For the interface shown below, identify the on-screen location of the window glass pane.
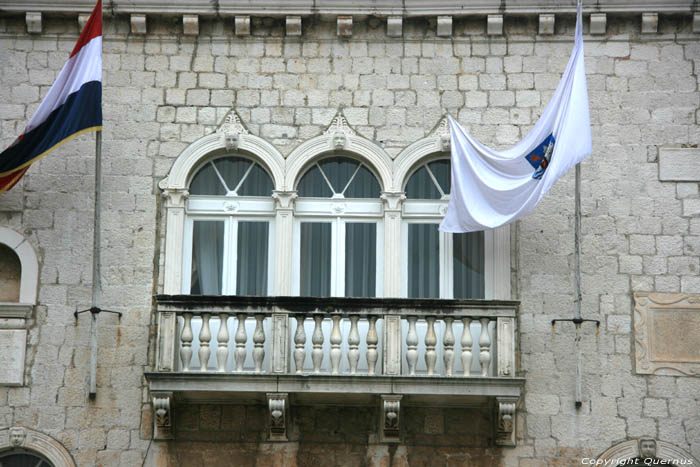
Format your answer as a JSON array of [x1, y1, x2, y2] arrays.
[[214, 157, 251, 192], [236, 221, 269, 296], [297, 165, 333, 197], [345, 223, 376, 297], [318, 157, 358, 194], [237, 164, 274, 196], [0, 453, 52, 467], [428, 159, 451, 194], [191, 221, 224, 295], [300, 223, 332, 296], [344, 165, 381, 198], [190, 163, 226, 195], [453, 231, 485, 299], [405, 166, 441, 199], [407, 224, 439, 298]]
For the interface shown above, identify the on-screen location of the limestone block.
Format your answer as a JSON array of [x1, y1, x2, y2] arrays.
[[130, 14, 147, 35], [487, 15, 503, 36], [78, 13, 90, 32], [659, 148, 700, 182], [387, 16, 402, 37], [437, 16, 452, 37], [286, 16, 302, 36], [590, 13, 606, 35], [26, 12, 41, 34], [337, 16, 352, 37], [235, 16, 250, 36], [642, 13, 658, 34], [183, 15, 199, 36], [539, 14, 555, 35]]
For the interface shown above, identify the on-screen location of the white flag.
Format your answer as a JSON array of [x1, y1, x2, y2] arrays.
[[440, 1, 591, 233]]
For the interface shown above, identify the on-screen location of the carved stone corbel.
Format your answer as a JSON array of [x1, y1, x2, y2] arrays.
[[495, 397, 518, 447], [380, 395, 402, 443], [152, 392, 174, 440], [267, 393, 288, 441]]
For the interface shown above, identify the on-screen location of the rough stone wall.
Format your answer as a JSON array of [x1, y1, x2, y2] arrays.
[[0, 11, 698, 467]]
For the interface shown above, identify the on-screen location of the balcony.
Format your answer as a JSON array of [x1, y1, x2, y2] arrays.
[[145, 295, 523, 445]]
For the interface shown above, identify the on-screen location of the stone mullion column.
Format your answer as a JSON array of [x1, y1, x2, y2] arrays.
[[161, 188, 189, 294], [273, 191, 298, 296], [381, 192, 405, 298]]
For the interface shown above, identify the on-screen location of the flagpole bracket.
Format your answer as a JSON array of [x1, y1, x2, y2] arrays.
[[74, 307, 122, 320]]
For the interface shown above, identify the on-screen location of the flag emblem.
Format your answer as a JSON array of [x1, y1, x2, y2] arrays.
[[525, 134, 555, 180]]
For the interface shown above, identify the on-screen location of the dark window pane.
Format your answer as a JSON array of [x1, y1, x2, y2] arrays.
[[297, 165, 333, 197], [345, 223, 376, 297], [0, 452, 52, 467], [236, 222, 269, 296], [428, 159, 451, 194], [405, 166, 441, 199], [300, 223, 332, 296], [344, 165, 381, 198], [318, 157, 358, 194], [190, 163, 226, 195], [237, 164, 274, 196], [407, 224, 440, 298], [453, 231, 485, 299], [191, 221, 224, 295], [213, 157, 250, 192]]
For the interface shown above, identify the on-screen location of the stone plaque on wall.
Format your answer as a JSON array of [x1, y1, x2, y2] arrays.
[[0, 329, 26, 385], [633, 293, 700, 375]]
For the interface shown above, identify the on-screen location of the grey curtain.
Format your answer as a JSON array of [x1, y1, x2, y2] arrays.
[[191, 221, 224, 294], [300, 222, 332, 296], [238, 164, 273, 196], [190, 163, 225, 195], [407, 223, 439, 298], [345, 223, 376, 297], [405, 166, 441, 199], [237, 221, 269, 295], [453, 231, 484, 299]]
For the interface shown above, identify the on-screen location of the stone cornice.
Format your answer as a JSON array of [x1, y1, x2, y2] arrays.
[[0, 0, 695, 15]]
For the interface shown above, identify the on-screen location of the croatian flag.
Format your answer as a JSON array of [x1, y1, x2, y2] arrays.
[[440, 0, 591, 232], [0, 0, 102, 193]]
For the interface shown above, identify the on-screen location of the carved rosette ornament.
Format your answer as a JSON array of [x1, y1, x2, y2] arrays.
[[152, 392, 173, 440], [217, 110, 250, 151], [267, 393, 288, 441], [495, 397, 518, 447], [380, 395, 402, 442]]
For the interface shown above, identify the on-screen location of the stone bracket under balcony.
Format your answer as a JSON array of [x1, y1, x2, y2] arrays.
[[148, 295, 524, 446]]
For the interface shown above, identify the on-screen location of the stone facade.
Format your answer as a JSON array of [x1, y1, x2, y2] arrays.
[[0, 6, 699, 467]]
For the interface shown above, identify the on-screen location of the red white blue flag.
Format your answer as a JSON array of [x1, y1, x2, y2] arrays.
[[0, 0, 102, 193]]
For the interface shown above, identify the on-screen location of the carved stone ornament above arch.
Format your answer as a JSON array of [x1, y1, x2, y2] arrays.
[[0, 426, 76, 467], [393, 115, 451, 192], [0, 227, 38, 305], [285, 110, 394, 192], [596, 438, 698, 465], [158, 109, 286, 194]]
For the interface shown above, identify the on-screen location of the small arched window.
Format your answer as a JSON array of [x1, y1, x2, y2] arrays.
[[403, 159, 484, 299], [293, 156, 384, 297], [183, 155, 275, 296], [0, 244, 21, 302]]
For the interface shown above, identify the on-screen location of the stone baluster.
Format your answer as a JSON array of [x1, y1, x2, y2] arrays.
[[234, 314, 247, 372], [216, 314, 230, 372], [312, 315, 324, 373], [253, 315, 266, 373], [199, 314, 212, 371], [347, 315, 360, 374], [479, 317, 491, 377], [424, 317, 437, 375], [366, 316, 378, 375], [406, 316, 418, 376], [293, 316, 306, 373], [461, 318, 473, 376], [330, 315, 342, 375], [443, 317, 455, 376], [180, 313, 194, 371]]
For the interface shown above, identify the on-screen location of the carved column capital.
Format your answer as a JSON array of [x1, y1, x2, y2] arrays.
[[495, 397, 518, 447], [152, 391, 174, 440], [267, 393, 288, 441], [273, 190, 298, 211], [380, 192, 406, 212], [160, 187, 189, 208], [380, 395, 402, 443]]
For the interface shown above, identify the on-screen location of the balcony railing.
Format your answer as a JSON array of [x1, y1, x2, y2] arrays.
[[146, 295, 524, 445]]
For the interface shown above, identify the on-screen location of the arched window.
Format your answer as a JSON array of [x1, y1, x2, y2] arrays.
[[402, 159, 485, 299], [0, 244, 21, 302], [182, 155, 275, 296], [0, 451, 53, 467], [292, 156, 384, 297]]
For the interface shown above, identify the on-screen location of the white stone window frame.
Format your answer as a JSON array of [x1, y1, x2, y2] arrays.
[[159, 130, 286, 295], [393, 133, 511, 300], [0, 227, 38, 387]]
